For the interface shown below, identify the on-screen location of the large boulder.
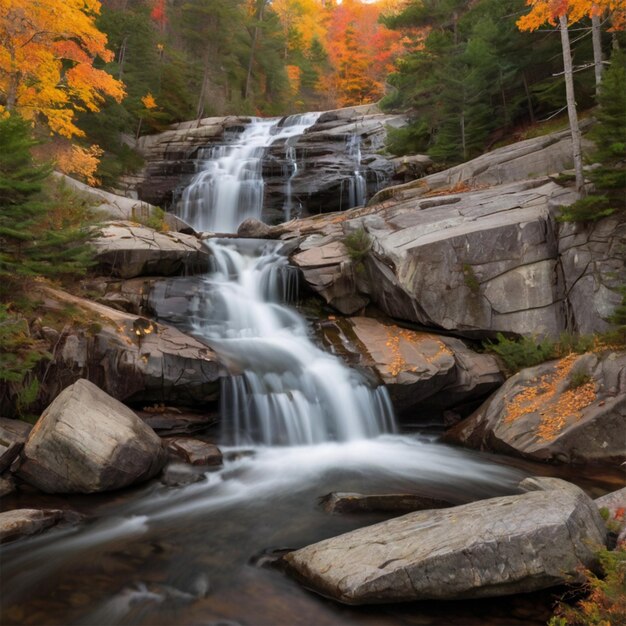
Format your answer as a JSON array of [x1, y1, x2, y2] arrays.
[[16, 379, 167, 493], [38, 287, 222, 409], [319, 316, 503, 419], [92, 221, 209, 278], [284, 477, 607, 604], [446, 351, 626, 464]]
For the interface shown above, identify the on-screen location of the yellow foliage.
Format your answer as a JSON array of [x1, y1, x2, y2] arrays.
[[141, 92, 158, 110], [0, 0, 125, 138], [50, 139, 103, 186], [517, 0, 626, 31]]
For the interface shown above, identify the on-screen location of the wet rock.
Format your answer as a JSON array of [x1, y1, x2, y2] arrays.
[[320, 492, 454, 514], [161, 462, 206, 487], [16, 379, 167, 493], [165, 438, 223, 466], [38, 286, 222, 409], [284, 477, 607, 604], [92, 221, 209, 279], [446, 351, 626, 464], [320, 317, 503, 419], [138, 409, 218, 436], [237, 218, 273, 239], [0, 508, 82, 544], [0, 418, 32, 473]]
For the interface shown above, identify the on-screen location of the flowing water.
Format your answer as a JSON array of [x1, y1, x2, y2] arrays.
[[1, 115, 613, 626], [178, 114, 320, 232]]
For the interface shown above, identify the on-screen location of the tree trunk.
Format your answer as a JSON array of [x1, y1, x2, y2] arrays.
[[591, 12, 603, 95], [244, 1, 267, 101], [196, 55, 210, 123], [522, 71, 535, 124], [559, 14, 585, 197]]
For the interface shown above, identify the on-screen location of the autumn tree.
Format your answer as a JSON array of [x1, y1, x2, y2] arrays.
[[0, 0, 124, 138], [517, 0, 626, 195]]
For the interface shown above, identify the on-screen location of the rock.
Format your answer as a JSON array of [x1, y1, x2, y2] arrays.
[[370, 124, 593, 205], [0, 508, 82, 544], [0, 418, 32, 473], [284, 477, 607, 604], [16, 379, 167, 493], [138, 409, 218, 435], [0, 474, 16, 497], [446, 351, 626, 464], [319, 317, 503, 419], [37, 286, 222, 409], [130, 106, 402, 218], [92, 221, 209, 279], [237, 218, 273, 239], [596, 487, 626, 536], [161, 462, 206, 487], [282, 124, 621, 339], [559, 215, 626, 334], [320, 492, 454, 514], [165, 438, 223, 466]]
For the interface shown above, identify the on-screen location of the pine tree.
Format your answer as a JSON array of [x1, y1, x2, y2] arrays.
[[0, 115, 93, 295], [559, 48, 626, 222]]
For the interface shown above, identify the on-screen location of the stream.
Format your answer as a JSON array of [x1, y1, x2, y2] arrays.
[[0, 115, 621, 626]]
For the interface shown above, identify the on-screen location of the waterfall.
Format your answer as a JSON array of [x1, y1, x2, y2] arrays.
[[190, 239, 396, 446], [178, 112, 396, 447], [178, 113, 320, 233], [346, 133, 367, 208]]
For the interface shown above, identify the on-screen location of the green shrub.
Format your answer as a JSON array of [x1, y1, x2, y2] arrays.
[[343, 228, 372, 262], [484, 332, 596, 374], [484, 333, 556, 373], [548, 547, 626, 626], [557, 195, 616, 223], [131, 206, 169, 232]]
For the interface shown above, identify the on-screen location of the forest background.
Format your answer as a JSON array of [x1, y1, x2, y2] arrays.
[[1, 0, 624, 188]]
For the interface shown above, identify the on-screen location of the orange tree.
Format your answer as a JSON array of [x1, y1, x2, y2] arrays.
[[0, 0, 124, 179]]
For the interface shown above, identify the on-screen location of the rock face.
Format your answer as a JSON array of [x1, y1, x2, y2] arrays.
[[446, 351, 626, 464], [0, 508, 81, 544], [165, 437, 223, 466], [320, 492, 453, 515], [92, 221, 210, 279], [284, 477, 607, 604], [319, 316, 503, 419], [272, 123, 624, 339], [39, 287, 222, 409], [130, 105, 404, 219], [16, 379, 166, 493], [0, 418, 32, 473]]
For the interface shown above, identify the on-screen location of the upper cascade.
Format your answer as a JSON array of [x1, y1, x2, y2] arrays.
[[177, 113, 321, 233]]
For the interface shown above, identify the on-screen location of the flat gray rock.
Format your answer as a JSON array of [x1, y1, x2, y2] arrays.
[[285, 477, 607, 604], [92, 221, 209, 278]]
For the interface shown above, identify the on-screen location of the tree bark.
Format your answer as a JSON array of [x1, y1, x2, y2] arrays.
[[591, 12, 603, 95], [559, 14, 585, 197], [244, 1, 267, 102]]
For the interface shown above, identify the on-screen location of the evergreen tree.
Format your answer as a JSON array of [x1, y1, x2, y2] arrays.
[[0, 115, 93, 295], [559, 48, 626, 222]]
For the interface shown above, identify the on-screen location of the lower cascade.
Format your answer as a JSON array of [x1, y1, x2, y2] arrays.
[[191, 239, 396, 446]]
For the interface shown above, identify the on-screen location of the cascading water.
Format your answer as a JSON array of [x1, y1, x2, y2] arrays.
[[190, 239, 395, 446], [345, 133, 367, 208], [177, 113, 320, 233], [177, 110, 396, 447]]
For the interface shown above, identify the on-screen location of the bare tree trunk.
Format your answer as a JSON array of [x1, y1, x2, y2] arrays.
[[522, 71, 535, 123], [244, 1, 267, 101], [591, 13, 603, 95], [196, 57, 210, 123], [559, 14, 585, 197]]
